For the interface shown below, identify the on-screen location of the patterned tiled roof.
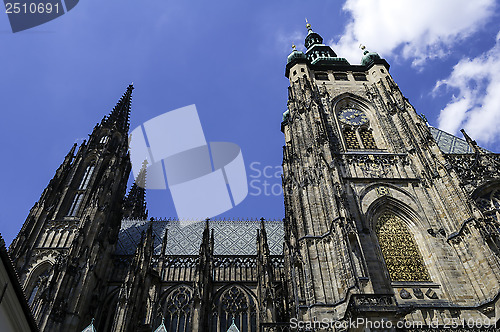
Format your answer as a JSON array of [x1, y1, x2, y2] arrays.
[[429, 126, 474, 154], [115, 219, 284, 256]]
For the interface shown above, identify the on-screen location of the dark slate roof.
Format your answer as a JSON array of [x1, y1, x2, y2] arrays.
[[429, 126, 474, 154], [115, 219, 284, 256]]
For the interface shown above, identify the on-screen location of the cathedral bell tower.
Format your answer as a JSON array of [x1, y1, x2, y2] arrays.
[[9, 85, 134, 332], [281, 23, 500, 327]]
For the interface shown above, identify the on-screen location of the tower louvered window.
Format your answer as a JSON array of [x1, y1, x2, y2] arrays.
[[339, 107, 379, 150], [344, 128, 360, 149], [360, 128, 377, 149], [376, 213, 431, 282]]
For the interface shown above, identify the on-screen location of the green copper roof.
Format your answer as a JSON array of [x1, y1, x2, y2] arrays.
[[282, 109, 290, 122], [361, 50, 381, 66], [287, 50, 306, 64], [311, 56, 350, 65]]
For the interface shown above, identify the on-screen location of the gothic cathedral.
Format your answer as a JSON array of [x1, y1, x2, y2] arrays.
[[8, 23, 500, 331]]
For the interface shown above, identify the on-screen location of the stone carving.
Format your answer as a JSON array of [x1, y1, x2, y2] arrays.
[[399, 288, 411, 299], [446, 153, 500, 193], [343, 154, 407, 178], [425, 288, 438, 299], [413, 288, 424, 299]]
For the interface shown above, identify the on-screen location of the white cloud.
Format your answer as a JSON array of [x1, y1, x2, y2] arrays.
[[275, 30, 306, 53], [331, 0, 496, 65], [436, 32, 500, 145]]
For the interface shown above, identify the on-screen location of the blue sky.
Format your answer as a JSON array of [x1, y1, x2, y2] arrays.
[[1, 0, 500, 245]]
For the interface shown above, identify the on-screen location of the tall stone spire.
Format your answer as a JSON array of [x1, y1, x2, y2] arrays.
[[123, 160, 148, 220], [10, 84, 135, 332], [101, 84, 134, 133]]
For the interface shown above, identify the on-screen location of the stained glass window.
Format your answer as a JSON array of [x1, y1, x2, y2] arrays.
[[376, 213, 431, 282]]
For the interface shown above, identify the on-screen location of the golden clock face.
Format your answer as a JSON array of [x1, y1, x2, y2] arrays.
[[338, 108, 368, 126]]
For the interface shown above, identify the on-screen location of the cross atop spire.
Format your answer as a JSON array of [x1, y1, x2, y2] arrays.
[[102, 84, 134, 134], [305, 18, 312, 31]]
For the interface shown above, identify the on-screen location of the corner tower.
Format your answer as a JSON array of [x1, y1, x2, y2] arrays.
[[282, 23, 500, 327], [9, 85, 134, 332]]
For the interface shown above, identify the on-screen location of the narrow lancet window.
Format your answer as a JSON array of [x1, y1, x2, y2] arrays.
[[79, 165, 95, 190], [68, 193, 84, 217]]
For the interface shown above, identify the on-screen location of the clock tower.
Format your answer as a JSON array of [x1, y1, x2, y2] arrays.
[[281, 22, 500, 328]]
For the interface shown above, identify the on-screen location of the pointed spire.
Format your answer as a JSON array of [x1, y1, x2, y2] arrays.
[[226, 317, 240, 332], [102, 84, 134, 133], [56, 143, 77, 175], [303, 19, 324, 49], [123, 160, 148, 220], [154, 318, 168, 332], [460, 129, 481, 154], [81, 318, 96, 332]]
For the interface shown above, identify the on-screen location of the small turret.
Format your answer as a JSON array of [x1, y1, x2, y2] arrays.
[[304, 19, 324, 49], [360, 45, 381, 66]]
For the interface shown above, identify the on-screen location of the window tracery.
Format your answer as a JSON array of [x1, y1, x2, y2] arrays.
[[476, 188, 500, 221], [212, 286, 256, 332], [27, 267, 51, 318], [376, 213, 430, 282], [161, 286, 192, 332]]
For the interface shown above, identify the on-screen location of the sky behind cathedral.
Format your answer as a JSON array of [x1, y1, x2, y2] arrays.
[[1, 0, 499, 245]]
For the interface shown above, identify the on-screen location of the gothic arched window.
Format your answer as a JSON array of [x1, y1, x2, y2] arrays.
[[376, 213, 431, 282], [211, 286, 257, 332], [338, 106, 379, 150], [27, 266, 51, 318], [100, 135, 109, 144], [476, 188, 500, 221], [161, 286, 192, 332]]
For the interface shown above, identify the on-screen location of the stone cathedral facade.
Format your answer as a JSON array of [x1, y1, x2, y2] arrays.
[[8, 23, 500, 331]]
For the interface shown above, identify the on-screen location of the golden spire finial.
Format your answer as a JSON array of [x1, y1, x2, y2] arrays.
[[359, 44, 366, 51], [305, 18, 311, 30], [292, 44, 297, 50]]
